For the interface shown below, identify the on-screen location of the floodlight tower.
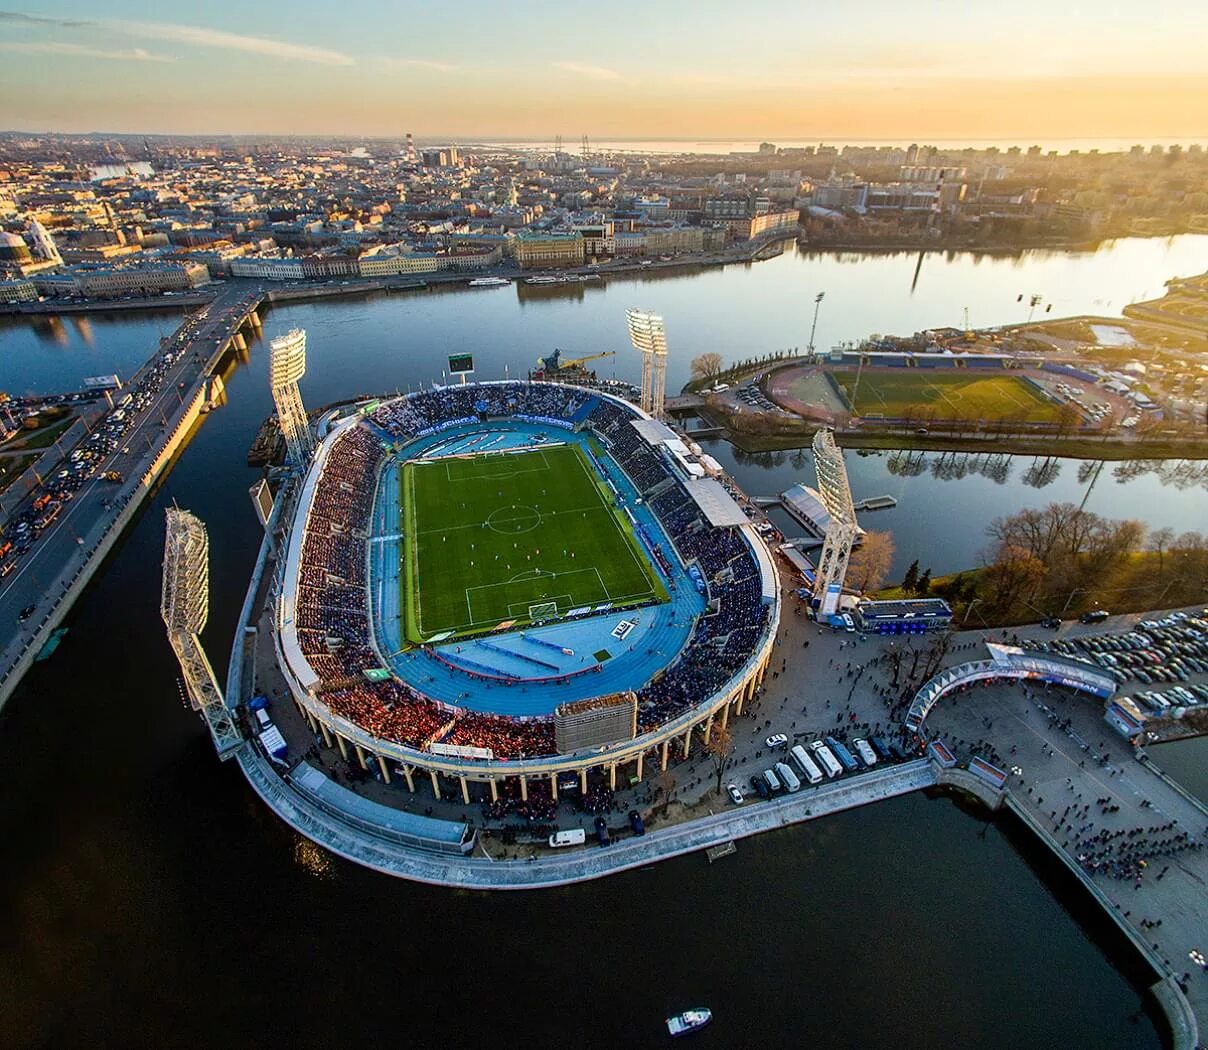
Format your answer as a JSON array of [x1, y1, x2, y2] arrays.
[[626, 308, 669, 418], [161, 507, 242, 759], [269, 328, 315, 466], [810, 428, 858, 616]]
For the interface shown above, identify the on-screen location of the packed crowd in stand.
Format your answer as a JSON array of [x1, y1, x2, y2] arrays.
[[286, 383, 774, 760]]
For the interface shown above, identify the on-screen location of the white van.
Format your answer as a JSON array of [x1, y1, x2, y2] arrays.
[[790, 744, 823, 784], [548, 828, 587, 848], [853, 739, 878, 767], [762, 768, 783, 795], [809, 741, 844, 778], [775, 761, 802, 793]]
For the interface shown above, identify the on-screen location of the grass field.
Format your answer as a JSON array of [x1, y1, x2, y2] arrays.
[[829, 369, 1061, 422], [401, 443, 667, 641]]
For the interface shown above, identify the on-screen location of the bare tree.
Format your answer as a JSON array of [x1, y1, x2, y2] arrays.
[[691, 352, 724, 381], [846, 530, 895, 593], [704, 724, 735, 797], [1148, 526, 1174, 574]]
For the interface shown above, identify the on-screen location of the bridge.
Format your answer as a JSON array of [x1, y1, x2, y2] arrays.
[[0, 283, 268, 710]]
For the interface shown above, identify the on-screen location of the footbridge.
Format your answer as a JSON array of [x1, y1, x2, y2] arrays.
[[905, 642, 1116, 733]]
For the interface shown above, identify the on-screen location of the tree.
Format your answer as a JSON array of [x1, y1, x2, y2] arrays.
[[1148, 526, 1175, 574], [691, 352, 724, 381], [915, 567, 932, 595], [901, 559, 920, 593], [847, 530, 895, 594], [982, 541, 1046, 613], [705, 724, 735, 798]]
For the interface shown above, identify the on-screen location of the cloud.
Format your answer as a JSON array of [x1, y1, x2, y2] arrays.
[[0, 10, 93, 27], [377, 57, 458, 73], [107, 18, 354, 66], [0, 10, 354, 66], [0, 40, 172, 62], [552, 60, 623, 82]]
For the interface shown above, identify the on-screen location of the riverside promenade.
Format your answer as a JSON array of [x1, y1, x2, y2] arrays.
[[237, 748, 937, 889], [924, 671, 1207, 1050]]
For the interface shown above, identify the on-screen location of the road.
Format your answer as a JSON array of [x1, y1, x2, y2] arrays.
[[0, 282, 263, 700]]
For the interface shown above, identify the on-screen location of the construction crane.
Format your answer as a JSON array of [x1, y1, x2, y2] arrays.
[[532, 348, 615, 377]]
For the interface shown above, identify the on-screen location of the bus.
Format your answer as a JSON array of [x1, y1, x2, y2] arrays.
[[809, 741, 843, 778], [790, 744, 824, 784], [826, 736, 860, 772]]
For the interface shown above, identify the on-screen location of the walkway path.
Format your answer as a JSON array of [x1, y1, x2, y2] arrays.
[[238, 751, 935, 889]]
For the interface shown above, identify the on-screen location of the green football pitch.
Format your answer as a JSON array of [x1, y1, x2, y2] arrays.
[[830, 369, 1061, 422], [401, 444, 667, 642]]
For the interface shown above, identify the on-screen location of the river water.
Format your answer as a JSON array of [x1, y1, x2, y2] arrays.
[[4, 236, 1207, 1048]]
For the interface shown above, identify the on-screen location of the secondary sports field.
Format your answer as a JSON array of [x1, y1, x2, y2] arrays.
[[829, 368, 1061, 422], [401, 443, 667, 641]]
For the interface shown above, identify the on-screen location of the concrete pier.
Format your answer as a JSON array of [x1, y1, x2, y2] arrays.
[[924, 669, 1207, 1050]]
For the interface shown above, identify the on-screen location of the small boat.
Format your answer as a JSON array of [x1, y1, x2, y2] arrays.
[[666, 1008, 711, 1037]]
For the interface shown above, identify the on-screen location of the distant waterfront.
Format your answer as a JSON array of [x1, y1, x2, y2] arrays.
[[2, 235, 1204, 1048], [482, 136, 1208, 155]]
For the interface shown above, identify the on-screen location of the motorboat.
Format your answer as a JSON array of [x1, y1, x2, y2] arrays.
[[666, 1008, 711, 1037]]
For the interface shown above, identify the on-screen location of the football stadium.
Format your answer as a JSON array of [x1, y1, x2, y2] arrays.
[[275, 381, 779, 805]]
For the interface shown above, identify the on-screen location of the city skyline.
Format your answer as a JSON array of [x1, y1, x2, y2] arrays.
[[1, 1, 1207, 139]]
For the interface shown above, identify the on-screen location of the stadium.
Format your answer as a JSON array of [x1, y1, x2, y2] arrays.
[[274, 381, 779, 807]]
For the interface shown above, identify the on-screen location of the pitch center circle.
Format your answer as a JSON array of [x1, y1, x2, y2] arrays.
[[486, 504, 541, 534]]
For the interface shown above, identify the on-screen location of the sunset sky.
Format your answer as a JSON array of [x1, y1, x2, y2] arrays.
[[1, 1, 1206, 140]]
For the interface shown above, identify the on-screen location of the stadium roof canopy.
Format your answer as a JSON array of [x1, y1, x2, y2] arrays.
[[294, 762, 470, 846], [630, 418, 678, 445], [685, 477, 749, 528]]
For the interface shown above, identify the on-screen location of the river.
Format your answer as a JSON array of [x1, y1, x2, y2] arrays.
[[3, 237, 1206, 1048]]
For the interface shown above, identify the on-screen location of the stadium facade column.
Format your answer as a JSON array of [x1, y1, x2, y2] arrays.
[[519, 775, 528, 802], [459, 776, 471, 805], [609, 763, 617, 790], [376, 755, 391, 784], [636, 751, 644, 780], [402, 765, 415, 792], [579, 768, 588, 793], [720, 702, 730, 731], [320, 721, 333, 748], [660, 741, 669, 771], [549, 772, 558, 800], [704, 711, 714, 741], [682, 727, 692, 759], [335, 733, 349, 762], [354, 743, 369, 770], [489, 779, 499, 803], [429, 770, 442, 800]]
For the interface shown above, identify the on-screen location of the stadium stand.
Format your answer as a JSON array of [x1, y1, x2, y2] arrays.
[[284, 382, 773, 760]]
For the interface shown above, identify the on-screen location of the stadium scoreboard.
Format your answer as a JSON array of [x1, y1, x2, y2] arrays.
[[448, 353, 475, 375], [554, 693, 638, 754]]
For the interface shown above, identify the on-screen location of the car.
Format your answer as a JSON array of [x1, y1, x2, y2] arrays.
[[765, 734, 789, 749], [18, 604, 36, 622], [726, 783, 744, 805], [1040, 617, 1062, 629], [593, 815, 610, 846], [749, 775, 770, 800], [1080, 610, 1110, 624]]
